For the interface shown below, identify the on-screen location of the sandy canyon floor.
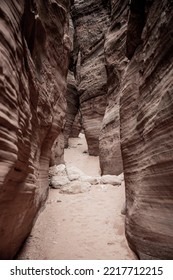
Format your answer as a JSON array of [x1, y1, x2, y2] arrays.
[[16, 134, 135, 260]]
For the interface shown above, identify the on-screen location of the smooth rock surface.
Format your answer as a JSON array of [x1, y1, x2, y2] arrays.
[[49, 162, 123, 188], [49, 164, 66, 177], [50, 132, 65, 166], [51, 176, 70, 189], [66, 164, 85, 181], [60, 181, 91, 194], [80, 175, 101, 185], [100, 175, 122, 186]]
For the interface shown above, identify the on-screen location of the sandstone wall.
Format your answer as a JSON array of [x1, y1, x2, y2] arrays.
[[64, 71, 79, 147], [120, 0, 173, 259], [0, 0, 70, 259], [70, 111, 82, 138], [99, 0, 128, 175], [63, 16, 80, 147], [50, 132, 65, 166], [71, 0, 110, 155]]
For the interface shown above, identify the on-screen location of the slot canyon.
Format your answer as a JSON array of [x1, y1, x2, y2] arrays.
[[0, 0, 173, 260]]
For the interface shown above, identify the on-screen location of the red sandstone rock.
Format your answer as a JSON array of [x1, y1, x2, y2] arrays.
[[50, 132, 65, 166], [70, 111, 82, 138], [99, 0, 129, 175], [71, 0, 110, 155], [63, 17, 80, 147], [120, 0, 173, 259], [0, 0, 70, 259], [64, 71, 79, 147]]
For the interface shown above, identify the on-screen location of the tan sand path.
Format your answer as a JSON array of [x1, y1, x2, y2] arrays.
[[16, 134, 135, 260]]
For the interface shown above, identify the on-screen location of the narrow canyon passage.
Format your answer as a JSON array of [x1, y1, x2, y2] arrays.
[[16, 135, 134, 260], [1, 0, 173, 261]]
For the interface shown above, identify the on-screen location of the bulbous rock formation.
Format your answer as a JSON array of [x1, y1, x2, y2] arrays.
[[0, 0, 70, 259], [99, 0, 128, 175], [50, 132, 65, 166], [120, 0, 173, 259]]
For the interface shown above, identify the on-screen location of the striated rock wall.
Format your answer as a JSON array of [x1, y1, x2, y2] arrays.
[[64, 71, 79, 147], [0, 0, 70, 259], [63, 16, 80, 147], [71, 0, 110, 155], [99, 0, 128, 175], [120, 0, 173, 259], [70, 111, 82, 138]]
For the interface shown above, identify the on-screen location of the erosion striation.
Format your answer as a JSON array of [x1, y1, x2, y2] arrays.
[[0, 0, 70, 259], [63, 16, 80, 147], [64, 71, 79, 147], [120, 0, 173, 259], [99, 0, 128, 175], [71, 0, 110, 155]]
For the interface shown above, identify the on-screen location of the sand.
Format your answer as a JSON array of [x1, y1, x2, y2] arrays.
[[16, 134, 135, 260]]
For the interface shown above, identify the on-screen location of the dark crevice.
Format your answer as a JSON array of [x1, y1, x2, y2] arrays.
[[126, 0, 147, 59], [21, 0, 37, 56], [21, 0, 46, 73]]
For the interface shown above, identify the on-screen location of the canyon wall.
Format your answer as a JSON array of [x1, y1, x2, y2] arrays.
[[120, 0, 173, 259], [0, 0, 70, 259], [1, 0, 173, 261], [64, 71, 79, 147], [99, 0, 128, 175], [70, 111, 82, 137], [71, 0, 110, 155], [63, 16, 80, 147]]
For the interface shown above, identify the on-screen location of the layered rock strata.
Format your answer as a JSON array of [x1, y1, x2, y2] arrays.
[[99, 0, 129, 175], [70, 111, 82, 138], [71, 0, 110, 155], [120, 0, 173, 259], [0, 0, 70, 259], [64, 71, 79, 147], [63, 16, 80, 147]]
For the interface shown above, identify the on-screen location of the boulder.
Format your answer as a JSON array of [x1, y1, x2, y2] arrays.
[[49, 164, 66, 177], [80, 175, 101, 185], [100, 175, 122, 186], [51, 176, 70, 189], [66, 164, 85, 181], [60, 181, 91, 194], [50, 132, 65, 166]]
